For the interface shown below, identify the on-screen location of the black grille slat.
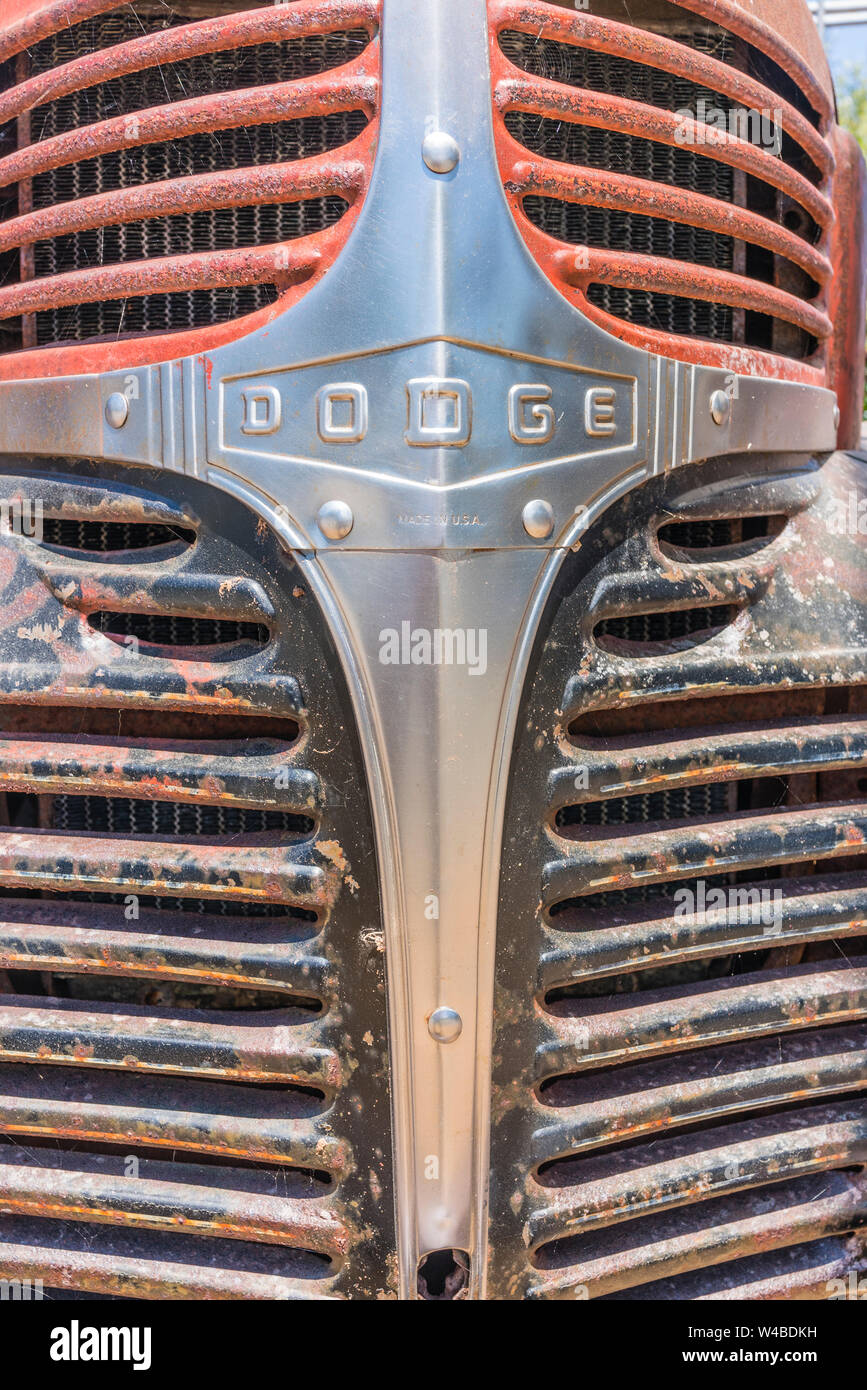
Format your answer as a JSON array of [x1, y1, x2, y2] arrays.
[[0, 459, 396, 1297], [488, 456, 867, 1299]]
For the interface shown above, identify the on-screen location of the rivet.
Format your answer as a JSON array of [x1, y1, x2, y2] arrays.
[[316, 500, 354, 541], [105, 392, 129, 429], [709, 389, 731, 427], [522, 498, 555, 540], [428, 1007, 463, 1044], [834, 403, 841, 430], [423, 131, 460, 175]]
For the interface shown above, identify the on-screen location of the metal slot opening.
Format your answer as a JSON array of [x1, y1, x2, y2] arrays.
[[656, 514, 787, 558], [87, 611, 270, 655], [0, 706, 301, 743], [51, 792, 315, 839], [2, 970, 323, 1017], [593, 603, 740, 656], [417, 1249, 470, 1300], [568, 684, 856, 741], [38, 517, 196, 555]]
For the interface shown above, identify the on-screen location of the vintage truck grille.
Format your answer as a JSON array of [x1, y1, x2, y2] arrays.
[[487, 450, 867, 1299], [488, 0, 835, 373], [0, 462, 395, 1299], [0, 0, 381, 350]]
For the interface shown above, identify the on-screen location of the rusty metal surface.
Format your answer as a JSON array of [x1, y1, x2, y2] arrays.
[[0, 73, 378, 195], [0, 0, 382, 380], [0, 0, 125, 64], [507, 156, 831, 283], [540, 874, 867, 986], [0, 458, 396, 1299], [553, 245, 832, 340], [0, 0, 381, 126], [487, 449, 867, 1299], [0, 240, 325, 323], [491, 2, 832, 172], [494, 73, 834, 227], [668, 0, 834, 121], [0, 1146, 350, 1253], [531, 1171, 867, 1300], [829, 128, 867, 449], [488, 0, 849, 387]]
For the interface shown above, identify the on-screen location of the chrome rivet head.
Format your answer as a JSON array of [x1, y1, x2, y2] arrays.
[[522, 499, 555, 540], [423, 131, 460, 175], [428, 1007, 463, 1044], [104, 392, 129, 429], [316, 500, 354, 542], [834, 403, 841, 430], [709, 389, 731, 427]]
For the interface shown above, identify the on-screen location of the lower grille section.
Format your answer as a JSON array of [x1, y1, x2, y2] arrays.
[[0, 461, 395, 1299], [487, 450, 867, 1299]]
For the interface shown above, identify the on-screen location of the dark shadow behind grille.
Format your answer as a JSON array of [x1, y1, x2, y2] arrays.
[[595, 603, 739, 649], [88, 610, 269, 649], [53, 795, 314, 840], [39, 517, 195, 552], [499, 27, 736, 110], [28, 23, 371, 119]]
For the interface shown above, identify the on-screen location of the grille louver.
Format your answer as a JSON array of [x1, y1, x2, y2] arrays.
[[0, 0, 381, 352], [488, 450, 867, 1300], [0, 463, 395, 1299], [488, 0, 835, 379]]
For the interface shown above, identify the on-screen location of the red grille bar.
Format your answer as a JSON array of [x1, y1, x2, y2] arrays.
[[0, 0, 383, 379], [495, 75, 833, 230], [488, 0, 837, 385], [668, 0, 834, 127], [0, 0, 381, 126], [0, 241, 321, 324], [510, 156, 831, 286], [554, 247, 831, 343]]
